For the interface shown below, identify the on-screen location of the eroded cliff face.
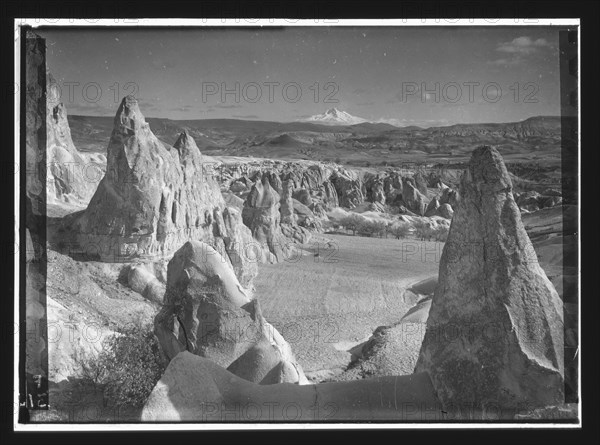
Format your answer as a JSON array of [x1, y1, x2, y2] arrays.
[[415, 146, 564, 410], [64, 96, 260, 286]]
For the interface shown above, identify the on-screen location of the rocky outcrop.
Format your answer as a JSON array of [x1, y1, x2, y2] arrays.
[[370, 180, 386, 205], [415, 146, 564, 410], [279, 180, 311, 243], [436, 182, 459, 207], [413, 172, 429, 196], [141, 351, 440, 421], [437, 203, 454, 219], [340, 296, 432, 381], [46, 76, 98, 206], [154, 241, 307, 385], [279, 180, 296, 225], [383, 173, 403, 203], [332, 169, 365, 209], [242, 175, 292, 261], [62, 97, 259, 286], [424, 197, 440, 217], [515, 190, 562, 212], [401, 178, 429, 216], [293, 188, 312, 206], [515, 190, 543, 212]]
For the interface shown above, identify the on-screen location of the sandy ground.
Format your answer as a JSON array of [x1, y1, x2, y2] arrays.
[[255, 233, 441, 379]]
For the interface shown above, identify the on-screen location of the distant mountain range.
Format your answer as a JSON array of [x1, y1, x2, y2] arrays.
[[68, 112, 566, 165]]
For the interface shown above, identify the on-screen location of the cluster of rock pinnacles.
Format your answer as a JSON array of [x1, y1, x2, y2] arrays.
[[53, 94, 564, 419]]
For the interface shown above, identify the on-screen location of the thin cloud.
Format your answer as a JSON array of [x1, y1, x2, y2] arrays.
[[496, 36, 550, 55], [489, 36, 552, 67]]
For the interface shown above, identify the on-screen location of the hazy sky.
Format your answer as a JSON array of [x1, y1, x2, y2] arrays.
[[39, 26, 563, 127]]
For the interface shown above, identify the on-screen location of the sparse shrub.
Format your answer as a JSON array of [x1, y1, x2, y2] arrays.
[[413, 220, 434, 241], [357, 220, 387, 238], [321, 219, 337, 233], [73, 347, 111, 397], [414, 226, 431, 241], [73, 319, 165, 408], [413, 220, 449, 242], [339, 213, 366, 235], [389, 222, 411, 239]]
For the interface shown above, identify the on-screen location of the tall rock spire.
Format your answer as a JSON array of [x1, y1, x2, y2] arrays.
[[46, 73, 97, 205], [173, 130, 200, 159], [415, 146, 564, 411], [64, 96, 262, 287]]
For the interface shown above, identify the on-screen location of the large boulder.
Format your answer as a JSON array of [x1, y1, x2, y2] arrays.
[[154, 241, 307, 385], [126, 264, 165, 303], [242, 175, 293, 261], [415, 146, 564, 410], [62, 98, 259, 286]]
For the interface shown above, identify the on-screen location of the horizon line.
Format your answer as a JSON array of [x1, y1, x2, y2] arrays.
[[67, 113, 564, 130]]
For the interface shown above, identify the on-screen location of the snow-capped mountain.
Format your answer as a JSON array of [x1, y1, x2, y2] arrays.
[[304, 108, 368, 126]]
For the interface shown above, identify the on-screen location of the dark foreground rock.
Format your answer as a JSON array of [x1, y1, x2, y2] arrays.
[[415, 146, 564, 410]]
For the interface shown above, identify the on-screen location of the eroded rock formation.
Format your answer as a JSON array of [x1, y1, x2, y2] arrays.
[[242, 175, 293, 261], [154, 241, 307, 385], [402, 177, 429, 216], [415, 146, 564, 410], [46, 76, 99, 206], [141, 351, 439, 421], [63, 97, 260, 286], [331, 169, 365, 209]]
